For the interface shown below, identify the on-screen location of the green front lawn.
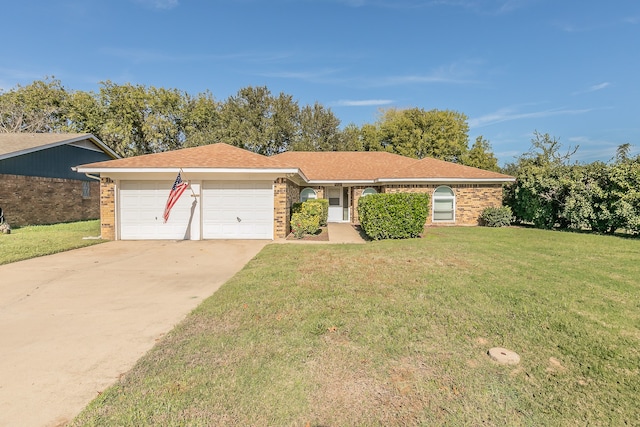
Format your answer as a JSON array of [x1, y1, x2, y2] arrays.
[[0, 220, 103, 265], [72, 227, 639, 426]]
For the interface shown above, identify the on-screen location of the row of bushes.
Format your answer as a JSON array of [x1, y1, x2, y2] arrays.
[[291, 192, 512, 241], [290, 199, 328, 238], [505, 160, 640, 234]]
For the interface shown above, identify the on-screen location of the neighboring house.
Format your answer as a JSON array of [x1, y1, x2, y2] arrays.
[[76, 143, 514, 241], [0, 133, 119, 226]]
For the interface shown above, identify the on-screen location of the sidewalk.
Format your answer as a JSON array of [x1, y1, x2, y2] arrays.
[[275, 222, 367, 244], [326, 222, 367, 243]]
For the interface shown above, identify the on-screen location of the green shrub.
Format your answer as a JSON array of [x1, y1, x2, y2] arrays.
[[358, 193, 430, 240], [480, 206, 513, 227], [290, 212, 320, 239], [291, 198, 328, 229], [291, 202, 303, 215], [311, 199, 329, 226]]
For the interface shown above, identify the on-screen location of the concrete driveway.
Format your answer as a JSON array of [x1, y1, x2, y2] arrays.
[[0, 240, 267, 427]]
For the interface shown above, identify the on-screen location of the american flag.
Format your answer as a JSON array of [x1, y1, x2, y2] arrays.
[[163, 172, 189, 223]]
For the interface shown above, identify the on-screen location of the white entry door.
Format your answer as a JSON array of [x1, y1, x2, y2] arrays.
[[327, 186, 343, 222]]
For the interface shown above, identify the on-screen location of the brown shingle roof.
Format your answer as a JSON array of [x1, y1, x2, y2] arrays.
[[79, 143, 287, 169], [77, 143, 514, 182], [273, 150, 513, 181], [272, 151, 418, 181], [388, 156, 513, 180]]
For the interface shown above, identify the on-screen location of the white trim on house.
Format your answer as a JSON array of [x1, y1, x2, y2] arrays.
[[76, 166, 302, 175], [305, 177, 515, 185], [378, 177, 515, 184]]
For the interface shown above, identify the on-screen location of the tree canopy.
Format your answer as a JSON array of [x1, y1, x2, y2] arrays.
[[1, 78, 499, 168]]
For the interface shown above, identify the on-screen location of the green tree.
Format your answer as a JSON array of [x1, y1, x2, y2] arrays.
[[0, 78, 68, 133], [461, 135, 500, 171], [292, 102, 341, 151], [337, 123, 365, 151], [372, 107, 469, 161], [181, 91, 220, 147], [96, 81, 188, 157], [214, 86, 298, 155]]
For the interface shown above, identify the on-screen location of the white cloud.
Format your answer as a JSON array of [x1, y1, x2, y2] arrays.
[[333, 99, 395, 107], [134, 0, 179, 10], [572, 82, 611, 95], [469, 106, 596, 128]]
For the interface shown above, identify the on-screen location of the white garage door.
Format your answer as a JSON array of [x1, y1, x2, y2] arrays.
[[202, 181, 273, 239], [119, 181, 195, 240]]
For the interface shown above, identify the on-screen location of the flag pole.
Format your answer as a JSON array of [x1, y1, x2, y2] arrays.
[[179, 168, 197, 198]]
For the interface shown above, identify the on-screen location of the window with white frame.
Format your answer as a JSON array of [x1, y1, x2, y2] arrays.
[[361, 187, 378, 197], [433, 186, 455, 221], [300, 188, 317, 203]]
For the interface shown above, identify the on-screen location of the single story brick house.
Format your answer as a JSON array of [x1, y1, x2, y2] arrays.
[[0, 133, 119, 226], [75, 143, 514, 240]]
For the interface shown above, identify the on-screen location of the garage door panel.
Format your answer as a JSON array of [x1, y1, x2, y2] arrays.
[[119, 181, 193, 240], [202, 181, 273, 239]]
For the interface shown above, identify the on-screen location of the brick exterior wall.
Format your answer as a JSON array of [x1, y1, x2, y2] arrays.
[[383, 183, 504, 226], [351, 185, 382, 223], [274, 178, 288, 239], [274, 179, 303, 238], [100, 177, 116, 240], [0, 173, 100, 227], [275, 182, 503, 231]]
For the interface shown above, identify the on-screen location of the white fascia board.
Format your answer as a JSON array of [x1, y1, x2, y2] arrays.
[[306, 179, 376, 185], [75, 167, 300, 174], [377, 177, 516, 184]]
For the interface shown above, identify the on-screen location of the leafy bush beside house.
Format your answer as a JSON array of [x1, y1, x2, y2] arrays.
[[290, 199, 326, 238], [358, 193, 430, 240], [503, 132, 640, 235], [290, 212, 320, 239], [480, 206, 513, 227]]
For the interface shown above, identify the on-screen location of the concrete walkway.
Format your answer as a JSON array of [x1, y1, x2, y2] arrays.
[[274, 222, 367, 244], [0, 240, 267, 427], [326, 222, 367, 243]]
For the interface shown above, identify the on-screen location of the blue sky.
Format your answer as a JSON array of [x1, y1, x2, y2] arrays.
[[1, 0, 639, 165]]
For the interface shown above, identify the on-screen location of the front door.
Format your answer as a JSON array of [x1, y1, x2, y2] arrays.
[[327, 186, 343, 222]]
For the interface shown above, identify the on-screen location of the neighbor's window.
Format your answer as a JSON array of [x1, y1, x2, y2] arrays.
[[433, 186, 455, 221], [82, 181, 91, 199], [300, 188, 317, 203], [361, 187, 378, 197]]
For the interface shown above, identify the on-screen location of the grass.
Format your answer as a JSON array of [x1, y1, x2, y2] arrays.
[[0, 220, 103, 265], [71, 227, 639, 426]]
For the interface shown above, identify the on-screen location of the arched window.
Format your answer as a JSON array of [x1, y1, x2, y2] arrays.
[[300, 188, 317, 203], [433, 186, 455, 222], [361, 187, 378, 197]]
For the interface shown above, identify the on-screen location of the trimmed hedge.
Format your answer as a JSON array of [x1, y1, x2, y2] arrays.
[[358, 193, 430, 240]]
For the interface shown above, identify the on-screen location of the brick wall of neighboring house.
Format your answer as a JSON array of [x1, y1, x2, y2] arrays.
[[0, 173, 100, 227], [99, 177, 116, 240], [383, 183, 504, 226]]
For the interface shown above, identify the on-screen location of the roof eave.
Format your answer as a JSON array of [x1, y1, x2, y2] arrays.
[[74, 166, 305, 178], [377, 177, 516, 183], [306, 179, 377, 185]]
